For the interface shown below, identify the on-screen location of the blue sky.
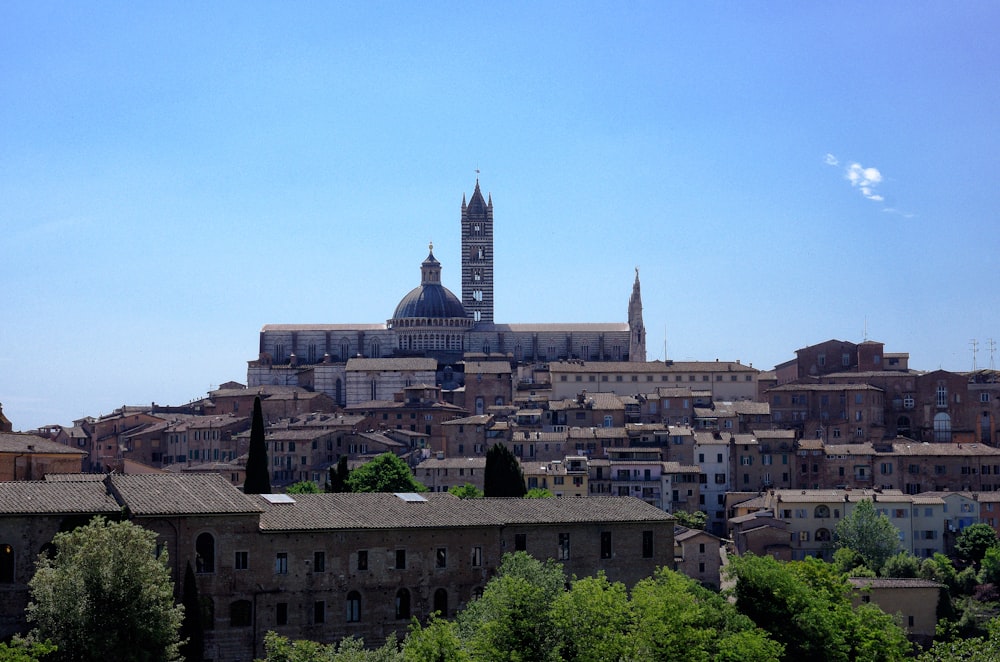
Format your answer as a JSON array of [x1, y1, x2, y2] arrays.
[[2, 2, 998, 431]]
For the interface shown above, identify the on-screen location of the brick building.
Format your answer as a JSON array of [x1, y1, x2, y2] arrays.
[[0, 474, 674, 661]]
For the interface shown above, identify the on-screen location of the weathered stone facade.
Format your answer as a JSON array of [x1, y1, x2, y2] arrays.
[[0, 474, 674, 661]]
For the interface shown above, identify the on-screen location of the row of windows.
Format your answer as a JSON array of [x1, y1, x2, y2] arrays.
[[196, 535, 486, 575], [230, 587, 457, 629]]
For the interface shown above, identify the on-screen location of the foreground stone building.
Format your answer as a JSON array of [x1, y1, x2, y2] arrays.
[[0, 474, 674, 660]]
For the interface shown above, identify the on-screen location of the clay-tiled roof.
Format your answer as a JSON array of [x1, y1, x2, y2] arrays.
[[0, 480, 121, 514], [848, 578, 944, 589], [824, 443, 876, 456], [767, 383, 883, 392], [473, 496, 673, 525], [550, 360, 756, 374], [442, 415, 492, 426], [109, 474, 263, 516], [889, 441, 1000, 457], [346, 358, 437, 371], [0, 433, 86, 455], [463, 361, 512, 374], [258, 493, 672, 531], [416, 457, 486, 470]]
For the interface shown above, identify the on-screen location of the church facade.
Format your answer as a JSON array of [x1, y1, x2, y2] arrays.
[[248, 181, 646, 405]]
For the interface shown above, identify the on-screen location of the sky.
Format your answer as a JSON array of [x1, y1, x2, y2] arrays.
[[2, 2, 999, 431]]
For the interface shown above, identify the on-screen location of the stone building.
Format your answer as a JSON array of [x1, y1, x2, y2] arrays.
[[0, 433, 86, 480], [0, 474, 674, 661]]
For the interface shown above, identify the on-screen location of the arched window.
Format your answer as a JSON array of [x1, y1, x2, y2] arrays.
[[230, 600, 252, 627], [475, 397, 485, 416], [340, 340, 350, 361], [196, 532, 215, 574], [0, 543, 14, 583], [433, 588, 448, 617], [395, 589, 410, 620], [472, 586, 484, 600], [482, 341, 490, 355], [934, 413, 952, 442], [816, 528, 832, 542], [369, 340, 380, 358], [814, 505, 830, 519], [346, 591, 361, 622]]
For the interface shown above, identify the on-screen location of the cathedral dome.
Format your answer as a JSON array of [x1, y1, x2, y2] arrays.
[[392, 284, 466, 319], [391, 245, 467, 320]]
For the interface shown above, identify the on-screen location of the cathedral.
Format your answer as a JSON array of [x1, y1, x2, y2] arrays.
[[248, 180, 646, 404]]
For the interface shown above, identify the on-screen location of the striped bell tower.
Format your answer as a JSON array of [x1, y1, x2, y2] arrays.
[[460, 179, 494, 325]]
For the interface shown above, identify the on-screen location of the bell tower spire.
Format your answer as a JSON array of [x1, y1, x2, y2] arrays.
[[628, 267, 646, 361], [461, 177, 494, 325]]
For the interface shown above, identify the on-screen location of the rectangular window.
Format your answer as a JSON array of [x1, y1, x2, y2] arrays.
[[235, 551, 248, 570], [642, 530, 654, 558], [357, 550, 368, 571], [472, 546, 482, 567], [276, 602, 288, 626], [314, 600, 325, 624], [558, 533, 571, 560], [313, 551, 325, 573], [601, 531, 612, 559], [396, 549, 407, 569], [436, 548, 447, 568], [275, 552, 288, 575], [515, 533, 527, 551]]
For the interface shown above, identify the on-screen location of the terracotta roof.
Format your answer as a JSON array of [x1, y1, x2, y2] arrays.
[[550, 360, 756, 374], [0, 433, 86, 455], [108, 474, 263, 516], [889, 441, 1000, 457], [416, 457, 487, 470], [346, 358, 437, 371], [258, 493, 672, 531], [767, 383, 883, 392], [0, 480, 121, 514], [262, 324, 386, 332], [848, 578, 944, 589], [463, 361, 512, 374], [442, 415, 492, 426]]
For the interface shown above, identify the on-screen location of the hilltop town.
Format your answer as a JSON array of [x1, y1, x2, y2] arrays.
[[2, 182, 998, 659]]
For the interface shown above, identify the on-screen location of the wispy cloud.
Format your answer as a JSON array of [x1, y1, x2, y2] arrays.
[[825, 153, 912, 216], [845, 162, 884, 201]]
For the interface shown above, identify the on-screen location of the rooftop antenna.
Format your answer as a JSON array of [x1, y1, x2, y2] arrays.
[[970, 339, 979, 371], [989, 338, 997, 371], [863, 316, 868, 342]]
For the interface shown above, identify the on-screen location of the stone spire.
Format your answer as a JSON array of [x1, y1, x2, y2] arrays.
[[628, 268, 646, 362]]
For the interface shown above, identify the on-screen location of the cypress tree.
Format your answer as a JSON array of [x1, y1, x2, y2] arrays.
[[484, 443, 527, 497], [327, 455, 350, 493], [179, 561, 204, 662], [243, 396, 271, 494]]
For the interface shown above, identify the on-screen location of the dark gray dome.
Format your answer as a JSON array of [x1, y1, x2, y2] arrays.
[[392, 284, 466, 320]]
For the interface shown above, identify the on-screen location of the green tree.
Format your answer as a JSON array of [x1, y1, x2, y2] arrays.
[[26, 517, 183, 662], [483, 444, 526, 498], [834, 499, 900, 572], [881, 551, 921, 578], [0, 637, 57, 662], [525, 488, 553, 498], [447, 483, 483, 499], [346, 453, 426, 493], [457, 552, 564, 661], [179, 562, 204, 662], [327, 456, 351, 493], [243, 395, 271, 494], [979, 546, 1000, 586], [550, 573, 636, 662], [286, 480, 321, 494], [260, 631, 402, 661], [729, 554, 911, 662], [955, 523, 1000, 568], [673, 509, 708, 530], [631, 567, 781, 662], [402, 615, 469, 662]]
